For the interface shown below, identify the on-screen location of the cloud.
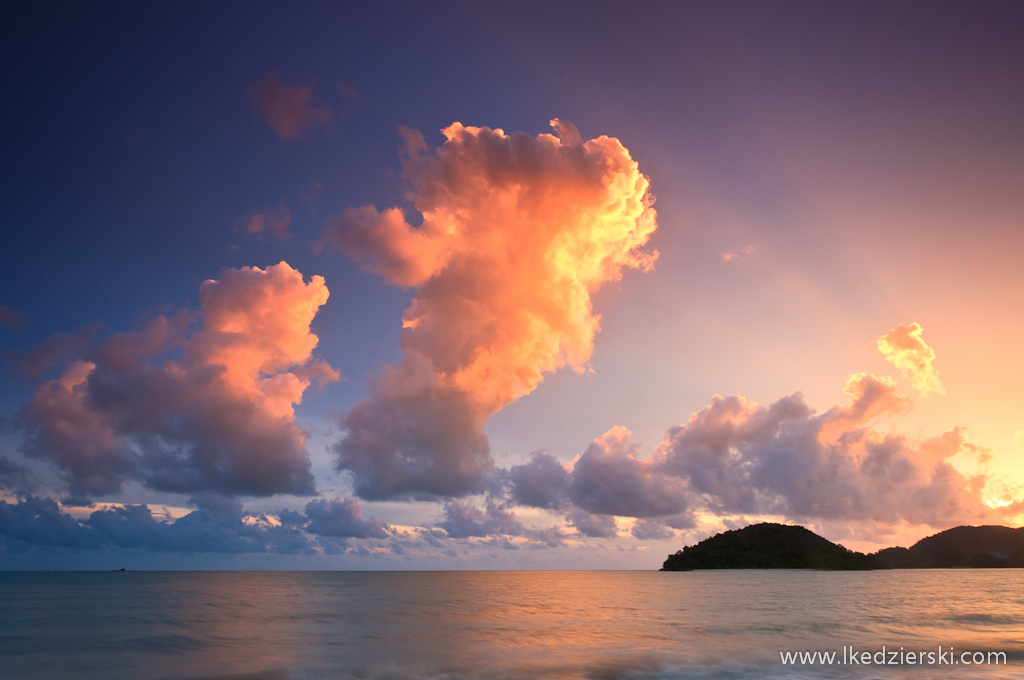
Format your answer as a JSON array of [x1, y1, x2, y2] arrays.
[[5, 324, 102, 381], [301, 497, 390, 539], [877, 322, 945, 395], [566, 508, 619, 538], [0, 496, 100, 549], [0, 457, 35, 494], [438, 498, 523, 538], [631, 518, 676, 541], [0, 494, 397, 555], [252, 70, 333, 140], [508, 452, 569, 510], [569, 426, 691, 518], [327, 119, 658, 499], [336, 376, 493, 500], [650, 386, 996, 528], [721, 246, 756, 263], [17, 262, 337, 501], [0, 306, 26, 331], [19, 359, 134, 499], [525, 526, 568, 548], [431, 496, 568, 548], [531, 323, 1000, 534], [241, 203, 292, 240], [325, 205, 450, 287], [0, 495, 311, 554]]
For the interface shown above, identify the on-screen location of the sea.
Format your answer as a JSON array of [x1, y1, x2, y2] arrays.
[[1, 570, 1021, 680]]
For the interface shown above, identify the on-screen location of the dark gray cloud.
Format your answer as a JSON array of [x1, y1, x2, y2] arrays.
[[334, 377, 492, 500], [0, 496, 101, 549], [302, 497, 390, 539], [91, 495, 311, 554], [0, 493, 396, 555], [508, 452, 568, 510], [0, 495, 308, 554], [438, 498, 523, 539], [660, 513, 697, 530], [524, 526, 568, 548], [630, 519, 675, 541], [651, 393, 811, 514], [565, 508, 618, 538], [416, 527, 448, 548], [568, 427, 691, 518], [0, 456, 35, 494]]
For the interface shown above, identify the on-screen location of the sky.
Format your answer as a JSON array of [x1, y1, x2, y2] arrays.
[[1, 1, 1023, 569]]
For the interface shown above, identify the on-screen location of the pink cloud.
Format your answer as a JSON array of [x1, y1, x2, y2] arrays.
[[252, 70, 333, 141], [241, 203, 292, 240], [18, 262, 337, 501]]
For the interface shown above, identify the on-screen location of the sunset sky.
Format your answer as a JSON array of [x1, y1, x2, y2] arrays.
[[2, 1, 1023, 569]]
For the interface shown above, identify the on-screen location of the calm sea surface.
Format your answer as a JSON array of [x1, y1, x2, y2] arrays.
[[1, 570, 1022, 680]]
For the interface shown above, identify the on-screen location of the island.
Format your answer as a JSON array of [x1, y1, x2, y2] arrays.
[[661, 522, 1024, 570], [661, 522, 876, 570]]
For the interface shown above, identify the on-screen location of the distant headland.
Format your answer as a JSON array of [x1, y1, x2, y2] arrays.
[[661, 522, 1024, 571]]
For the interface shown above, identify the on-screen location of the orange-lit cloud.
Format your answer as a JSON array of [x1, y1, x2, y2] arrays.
[[877, 322, 945, 396], [326, 119, 658, 499], [252, 70, 333, 140], [721, 245, 756, 263], [241, 203, 292, 240], [817, 372, 911, 443], [18, 262, 336, 501]]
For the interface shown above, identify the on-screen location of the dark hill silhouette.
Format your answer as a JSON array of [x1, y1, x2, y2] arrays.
[[873, 525, 1024, 568], [663, 523, 1024, 571], [661, 522, 877, 571]]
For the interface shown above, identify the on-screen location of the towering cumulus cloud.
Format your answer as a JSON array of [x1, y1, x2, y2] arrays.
[[326, 119, 658, 499], [18, 262, 336, 502], [877, 322, 945, 395]]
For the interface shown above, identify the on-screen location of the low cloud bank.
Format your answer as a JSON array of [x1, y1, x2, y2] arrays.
[[0, 495, 388, 554], [500, 324, 1009, 539]]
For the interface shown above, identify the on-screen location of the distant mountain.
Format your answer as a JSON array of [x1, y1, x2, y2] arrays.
[[661, 523, 877, 571], [873, 525, 1024, 568], [662, 523, 1024, 571]]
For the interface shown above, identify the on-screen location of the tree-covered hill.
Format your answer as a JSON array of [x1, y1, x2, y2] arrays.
[[661, 522, 877, 571], [873, 525, 1024, 568]]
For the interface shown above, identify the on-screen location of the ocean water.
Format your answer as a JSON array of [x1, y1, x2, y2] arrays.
[[1, 570, 1022, 680]]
